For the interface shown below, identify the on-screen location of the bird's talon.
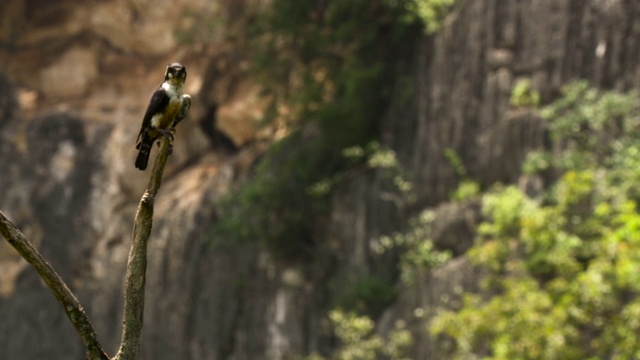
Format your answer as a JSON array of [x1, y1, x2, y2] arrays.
[[157, 128, 175, 142]]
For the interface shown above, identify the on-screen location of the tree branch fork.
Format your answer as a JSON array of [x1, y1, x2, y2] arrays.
[[0, 103, 187, 359]]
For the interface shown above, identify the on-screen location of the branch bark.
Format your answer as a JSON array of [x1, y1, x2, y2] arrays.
[[0, 136, 172, 360], [0, 98, 189, 360], [114, 96, 189, 360], [0, 213, 109, 360], [114, 136, 173, 360]]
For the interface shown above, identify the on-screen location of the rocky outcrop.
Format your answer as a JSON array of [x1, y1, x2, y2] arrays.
[[1, 0, 640, 359], [391, 0, 640, 207], [379, 0, 640, 358]]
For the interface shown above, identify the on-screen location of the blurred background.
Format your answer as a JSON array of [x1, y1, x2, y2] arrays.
[[2, 0, 640, 359]]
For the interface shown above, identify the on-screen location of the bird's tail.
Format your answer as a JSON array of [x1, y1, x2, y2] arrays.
[[135, 135, 153, 170]]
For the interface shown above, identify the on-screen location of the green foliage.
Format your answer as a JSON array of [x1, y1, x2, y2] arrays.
[[212, 133, 334, 259], [333, 275, 397, 319], [451, 179, 481, 201], [367, 143, 416, 199], [213, 140, 415, 260], [375, 210, 451, 284], [308, 310, 413, 360], [431, 82, 640, 359], [522, 150, 552, 174], [444, 148, 467, 177], [213, 2, 426, 259], [212, 1, 458, 262], [510, 79, 541, 107], [335, 141, 415, 199], [249, 0, 424, 144], [401, 0, 458, 34], [444, 148, 481, 201], [541, 80, 640, 173]]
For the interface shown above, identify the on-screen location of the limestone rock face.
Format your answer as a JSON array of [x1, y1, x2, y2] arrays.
[[40, 47, 98, 98], [379, 1, 640, 358], [90, 0, 177, 55], [0, 106, 112, 359], [1, 0, 640, 359], [391, 0, 640, 205]]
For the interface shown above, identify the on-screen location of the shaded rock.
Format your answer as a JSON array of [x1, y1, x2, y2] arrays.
[[3, 0, 640, 359], [198, 52, 266, 149], [0, 111, 105, 359], [378, 257, 481, 359], [402, 0, 640, 206], [0, 72, 16, 130], [475, 109, 548, 185], [40, 47, 98, 99], [90, 1, 176, 55], [430, 200, 481, 256], [216, 82, 267, 147]]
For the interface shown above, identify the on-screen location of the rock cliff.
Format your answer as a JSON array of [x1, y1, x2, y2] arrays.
[[0, 0, 639, 359]]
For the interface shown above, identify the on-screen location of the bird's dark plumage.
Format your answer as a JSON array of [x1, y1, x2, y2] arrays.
[[135, 63, 189, 170]]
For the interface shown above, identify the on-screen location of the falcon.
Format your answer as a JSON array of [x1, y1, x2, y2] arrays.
[[135, 62, 191, 170]]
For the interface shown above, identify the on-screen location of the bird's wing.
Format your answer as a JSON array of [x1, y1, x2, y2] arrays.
[[173, 94, 192, 127], [136, 88, 170, 143]]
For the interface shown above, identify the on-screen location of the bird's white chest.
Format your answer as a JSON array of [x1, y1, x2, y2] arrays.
[[152, 83, 184, 128], [162, 82, 183, 100]]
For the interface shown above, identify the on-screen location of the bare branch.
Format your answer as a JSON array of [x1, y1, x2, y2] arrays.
[[0, 212, 109, 360], [114, 135, 173, 360], [115, 95, 189, 360], [1, 94, 189, 360]]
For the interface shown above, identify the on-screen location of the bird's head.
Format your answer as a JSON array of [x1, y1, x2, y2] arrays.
[[164, 63, 187, 85]]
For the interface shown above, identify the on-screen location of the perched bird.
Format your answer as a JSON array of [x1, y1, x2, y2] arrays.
[[135, 62, 191, 170]]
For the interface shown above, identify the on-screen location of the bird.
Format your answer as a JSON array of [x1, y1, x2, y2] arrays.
[[135, 62, 191, 170]]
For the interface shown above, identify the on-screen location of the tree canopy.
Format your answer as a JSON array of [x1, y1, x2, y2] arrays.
[[431, 82, 640, 359]]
